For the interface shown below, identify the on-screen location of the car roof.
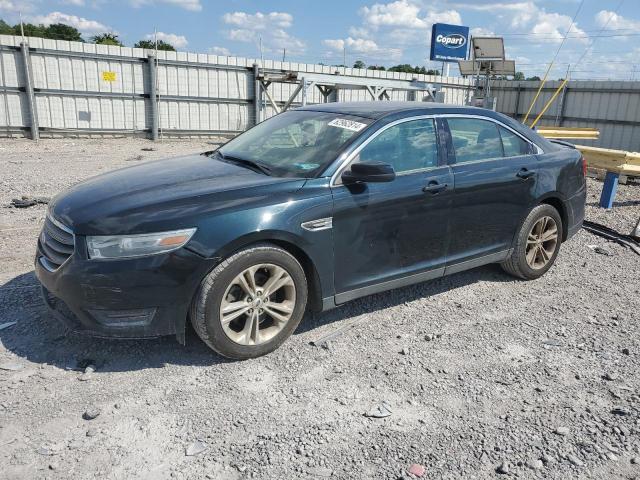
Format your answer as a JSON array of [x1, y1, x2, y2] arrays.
[[297, 101, 490, 119], [296, 101, 557, 152]]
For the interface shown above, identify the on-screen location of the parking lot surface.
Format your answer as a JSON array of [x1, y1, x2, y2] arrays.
[[1, 138, 639, 479]]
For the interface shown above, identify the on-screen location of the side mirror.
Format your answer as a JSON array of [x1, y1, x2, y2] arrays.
[[341, 162, 396, 184]]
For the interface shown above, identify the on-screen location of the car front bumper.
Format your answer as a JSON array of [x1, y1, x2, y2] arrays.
[[35, 237, 215, 342]]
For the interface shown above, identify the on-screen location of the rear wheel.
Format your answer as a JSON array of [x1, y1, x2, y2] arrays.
[[190, 244, 308, 359], [501, 204, 563, 280]]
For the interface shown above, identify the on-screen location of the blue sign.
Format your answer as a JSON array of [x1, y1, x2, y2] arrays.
[[430, 23, 469, 62]]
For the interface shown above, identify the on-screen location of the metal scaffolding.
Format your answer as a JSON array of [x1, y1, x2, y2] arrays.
[[253, 67, 444, 124]]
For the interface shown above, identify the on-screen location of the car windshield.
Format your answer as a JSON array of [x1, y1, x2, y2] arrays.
[[216, 110, 373, 178]]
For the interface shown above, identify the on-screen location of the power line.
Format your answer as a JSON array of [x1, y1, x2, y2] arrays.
[[523, 0, 583, 124], [571, 0, 625, 76], [519, 60, 638, 66], [500, 30, 639, 37]]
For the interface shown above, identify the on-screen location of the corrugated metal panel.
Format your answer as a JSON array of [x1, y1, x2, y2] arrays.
[[492, 79, 640, 151], [0, 47, 24, 128]]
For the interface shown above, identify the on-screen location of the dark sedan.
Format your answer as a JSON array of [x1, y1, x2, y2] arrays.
[[36, 102, 586, 359]]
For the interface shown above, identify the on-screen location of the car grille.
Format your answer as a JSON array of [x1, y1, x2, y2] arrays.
[[38, 215, 74, 271]]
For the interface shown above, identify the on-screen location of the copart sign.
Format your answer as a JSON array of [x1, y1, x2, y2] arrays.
[[430, 23, 470, 62]]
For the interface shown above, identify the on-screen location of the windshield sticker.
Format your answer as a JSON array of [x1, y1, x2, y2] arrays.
[[294, 162, 320, 171], [328, 118, 367, 132]]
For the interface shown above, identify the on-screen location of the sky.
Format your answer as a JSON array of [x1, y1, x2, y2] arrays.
[[3, 0, 640, 80]]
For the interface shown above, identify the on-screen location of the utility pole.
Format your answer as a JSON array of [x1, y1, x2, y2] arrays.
[[343, 46, 346, 72], [19, 12, 25, 39], [282, 48, 286, 62], [259, 36, 264, 65]]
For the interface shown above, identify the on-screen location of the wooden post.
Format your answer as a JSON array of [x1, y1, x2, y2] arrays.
[[599, 172, 619, 209]]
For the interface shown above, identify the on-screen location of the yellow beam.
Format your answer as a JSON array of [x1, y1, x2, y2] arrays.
[[537, 127, 599, 140], [537, 127, 599, 139], [576, 144, 640, 175], [530, 79, 569, 128]]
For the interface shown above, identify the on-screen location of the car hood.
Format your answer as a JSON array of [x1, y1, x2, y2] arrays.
[[50, 153, 306, 235]]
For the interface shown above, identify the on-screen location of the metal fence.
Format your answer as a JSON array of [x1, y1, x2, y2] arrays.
[[492, 79, 640, 152], [0, 35, 472, 140], [2, 35, 638, 152]]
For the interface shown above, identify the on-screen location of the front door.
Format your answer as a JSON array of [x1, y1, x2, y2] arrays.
[[331, 117, 453, 302], [444, 117, 539, 265]]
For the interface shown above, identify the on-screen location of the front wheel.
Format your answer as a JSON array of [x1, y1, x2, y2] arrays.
[[501, 204, 563, 280], [190, 244, 308, 359]]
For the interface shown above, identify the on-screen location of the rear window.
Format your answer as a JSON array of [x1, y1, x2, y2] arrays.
[[499, 126, 532, 156], [447, 118, 532, 163], [448, 118, 503, 162]]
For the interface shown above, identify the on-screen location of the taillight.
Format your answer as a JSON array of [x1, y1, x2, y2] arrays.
[[581, 155, 587, 177]]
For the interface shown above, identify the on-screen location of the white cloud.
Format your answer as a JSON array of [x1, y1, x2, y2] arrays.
[[130, 0, 202, 12], [595, 10, 640, 31], [322, 36, 402, 61], [210, 46, 231, 56], [361, 0, 427, 29], [145, 31, 188, 48], [323, 37, 379, 54], [333, 0, 464, 59], [470, 27, 495, 37], [531, 11, 586, 43], [31, 12, 112, 34], [0, 0, 38, 13], [60, 0, 86, 6], [222, 11, 305, 55], [423, 9, 462, 27], [348, 26, 371, 39], [360, 0, 461, 30], [222, 11, 292, 30], [456, 1, 587, 44]]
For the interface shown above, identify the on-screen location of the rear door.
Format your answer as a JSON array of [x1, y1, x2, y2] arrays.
[[443, 116, 539, 265]]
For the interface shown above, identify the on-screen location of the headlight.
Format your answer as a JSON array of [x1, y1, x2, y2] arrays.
[[86, 228, 196, 259]]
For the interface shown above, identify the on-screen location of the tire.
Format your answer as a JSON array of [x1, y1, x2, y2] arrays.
[[501, 204, 563, 280], [190, 243, 308, 359]]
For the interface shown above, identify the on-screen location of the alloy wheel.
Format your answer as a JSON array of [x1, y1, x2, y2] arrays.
[[525, 216, 559, 270], [219, 263, 296, 346]]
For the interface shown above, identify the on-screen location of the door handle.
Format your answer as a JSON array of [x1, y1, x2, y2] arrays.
[[516, 168, 536, 179], [423, 182, 448, 194]]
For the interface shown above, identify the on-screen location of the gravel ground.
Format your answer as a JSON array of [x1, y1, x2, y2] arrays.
[[0, 138, 639, 480]]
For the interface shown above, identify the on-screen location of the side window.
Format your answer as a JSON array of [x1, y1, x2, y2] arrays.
[[498, 126, 532, 156], [357, 119, 438, 173], [447, 118, 503, 163]]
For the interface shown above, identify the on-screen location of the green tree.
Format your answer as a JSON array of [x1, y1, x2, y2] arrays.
[[526, 75, 541, 81], [367, 65, 386, 71], [513, 71, 525, 81], [388, 64, 413, 73], [91, 33, 123, 46], [16, 23, 48, 38], [353, 60, 366, 69], [0, 19, 85, 41], [134, 39, 176, 51], [0, 19, 12, 35], [46, 23, 83, 41]]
